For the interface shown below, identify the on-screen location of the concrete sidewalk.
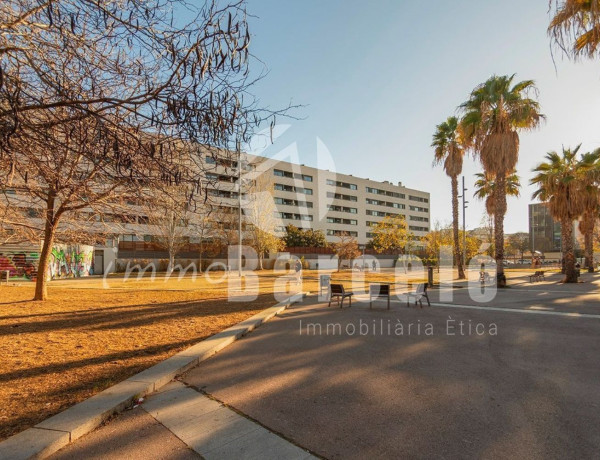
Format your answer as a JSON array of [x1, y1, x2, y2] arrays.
[[50, 381, 315, 460]]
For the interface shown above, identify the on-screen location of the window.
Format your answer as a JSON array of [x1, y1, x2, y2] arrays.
[[279, 212, 313, 221], [326, 217, 357, 225], [410, 216, 429, 222], [327, 205, 358, 214], [274, 169, 313, 182], [366, 187, 405, 199], [274, 183, 313, 195], [366, 198, 405, 209], [409, 225, 429, 232], [327, 229, 358, 237], [326, 191, 357, 202], [205, 156, 216, 164], [409, 205, 429, 212], [274, 197, 313, 208], [366, 210, 404, 218], [326, 179, 357, 190], [409, 195, 429, 203]]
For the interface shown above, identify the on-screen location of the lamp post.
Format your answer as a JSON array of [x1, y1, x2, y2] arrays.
[[458, 176, 469, 269]]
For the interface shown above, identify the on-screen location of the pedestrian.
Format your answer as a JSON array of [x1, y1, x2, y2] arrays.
[[372, 260, 377, 271], [295, 259, 302, 285]]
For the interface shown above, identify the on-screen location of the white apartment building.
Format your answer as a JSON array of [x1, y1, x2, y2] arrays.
[[241, 154, 430, 245]]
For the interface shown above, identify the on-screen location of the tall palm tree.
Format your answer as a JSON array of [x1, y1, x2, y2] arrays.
[[531, 146, 585, 283], [460, 75, 544, 285], [549, 0, 600, 59], [473, 171, 521, 218], [577, 149, 600, 272], [432, 116, 466, 279]]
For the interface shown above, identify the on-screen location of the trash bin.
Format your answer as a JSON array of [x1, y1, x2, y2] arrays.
[[427, 266, 434, 287]]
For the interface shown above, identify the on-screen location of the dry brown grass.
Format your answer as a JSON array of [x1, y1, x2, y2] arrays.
[[0, 279, 286, 440]]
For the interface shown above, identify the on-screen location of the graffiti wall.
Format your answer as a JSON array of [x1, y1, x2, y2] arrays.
[[0, 252, 39, 281], [48, 244, 94, 279]]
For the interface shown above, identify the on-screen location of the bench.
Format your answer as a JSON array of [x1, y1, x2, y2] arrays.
[[406, 283, 430, 308], [328, 284, 354, 308], [369, 283, 390, 310], [529, 271, 545, 282]]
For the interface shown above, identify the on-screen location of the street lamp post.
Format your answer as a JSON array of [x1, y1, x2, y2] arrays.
[[458, 176, 469, 269]]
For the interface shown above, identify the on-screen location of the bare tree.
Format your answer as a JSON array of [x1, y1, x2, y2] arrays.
[[145, 185, 191, 273], [1, 1, 282, 299], [244, 174, 283, 269]]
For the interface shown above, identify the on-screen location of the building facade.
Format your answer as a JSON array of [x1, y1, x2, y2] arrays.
[[246, 153, 430, 245], [528, 203, 580, 258], [1, 149, 431, 275]]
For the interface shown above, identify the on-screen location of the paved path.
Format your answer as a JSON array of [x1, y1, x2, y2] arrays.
[[51, 381, 315, 459], [180, 290, 600, 459]]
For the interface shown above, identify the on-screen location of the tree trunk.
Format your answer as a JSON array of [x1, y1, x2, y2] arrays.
[[494, 173, 507, 286], [562, 219, 577, 283], [34, 196, 57, 301], [451, 175, 466, 280], [581, 212, 595, 273]]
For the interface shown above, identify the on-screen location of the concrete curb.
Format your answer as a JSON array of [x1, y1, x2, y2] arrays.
[[0, 292, 306, 460]]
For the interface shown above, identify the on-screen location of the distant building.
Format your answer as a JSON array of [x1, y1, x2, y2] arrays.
[[528, 203, 579, 257]]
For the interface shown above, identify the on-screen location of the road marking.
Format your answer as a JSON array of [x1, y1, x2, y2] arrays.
[[431, 302, 600, 319]]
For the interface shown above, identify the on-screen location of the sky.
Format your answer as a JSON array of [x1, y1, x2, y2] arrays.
[[241, 0, 600, 233]]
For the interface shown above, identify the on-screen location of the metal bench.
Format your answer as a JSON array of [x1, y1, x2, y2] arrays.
[[529, 270, 545, 282], [328, 284, 354, 308], [406, 283, 430, 308], [369, 283, 390, 310]]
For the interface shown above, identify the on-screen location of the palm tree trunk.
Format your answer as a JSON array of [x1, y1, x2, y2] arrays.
[[494, 173, 507, 286], [451, 175, 465, 279], [562, 218, 577, 283], [581, 212, 595, 273]]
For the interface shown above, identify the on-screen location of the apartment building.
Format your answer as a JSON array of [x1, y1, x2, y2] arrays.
[[244, 153, 430, 245], [1, 148, 431, 276]]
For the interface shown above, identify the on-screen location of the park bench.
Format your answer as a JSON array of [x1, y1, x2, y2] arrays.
[[328, 284, 354, 308], [369, 283, 391, 310], [529, 271, 545, 282], [406, 283, 430, 308]]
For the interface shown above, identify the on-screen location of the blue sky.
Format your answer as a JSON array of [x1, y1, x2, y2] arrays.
[[243, 0, 600, 233]]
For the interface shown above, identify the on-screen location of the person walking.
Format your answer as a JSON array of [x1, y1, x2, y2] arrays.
[[294, 259, 302, 285]]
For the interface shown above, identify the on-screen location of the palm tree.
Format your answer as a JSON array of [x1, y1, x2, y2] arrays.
[[531, 146, 585, 283], [432, 116, 466, 279], [577, 149, 600, 272], [473, 171, 521, 218], [460, 75, 544, 285], [549, 0, 600, 59]]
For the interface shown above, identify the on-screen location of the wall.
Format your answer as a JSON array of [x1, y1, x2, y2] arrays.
[[0, 250, 40, 281], [47, 244, 94, 279]]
